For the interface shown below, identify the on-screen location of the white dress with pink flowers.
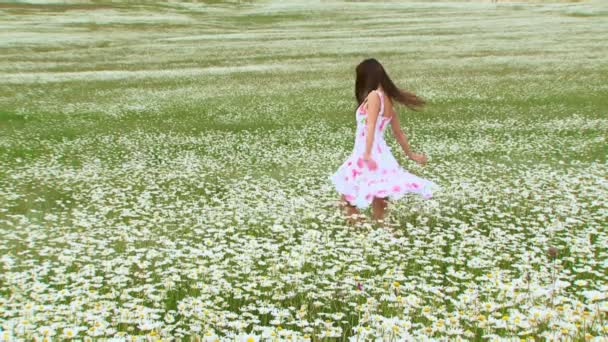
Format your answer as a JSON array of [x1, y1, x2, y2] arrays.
[[329, 90, 437, 209]]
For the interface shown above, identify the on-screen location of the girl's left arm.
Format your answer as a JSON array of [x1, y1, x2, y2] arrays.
[[364, 91, 380, 161]]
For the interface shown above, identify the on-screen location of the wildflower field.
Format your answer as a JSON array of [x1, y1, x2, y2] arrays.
[[1, 0, 607, 341]]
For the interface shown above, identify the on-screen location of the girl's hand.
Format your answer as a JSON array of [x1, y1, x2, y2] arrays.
[[363, 153, 378, 171], [409, 152, 427, 165]]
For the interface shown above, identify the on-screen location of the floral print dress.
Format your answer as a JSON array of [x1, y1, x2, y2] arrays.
[[329, 90, 437, 209]]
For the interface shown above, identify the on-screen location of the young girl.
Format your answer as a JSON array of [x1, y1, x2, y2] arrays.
[[329, 58, 437, 224]]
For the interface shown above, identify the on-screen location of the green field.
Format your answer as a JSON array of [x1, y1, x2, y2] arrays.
[[1, 0, 607, 341]]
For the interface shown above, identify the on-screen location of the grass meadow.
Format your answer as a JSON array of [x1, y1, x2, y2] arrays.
[[0, 0, 607, 341]]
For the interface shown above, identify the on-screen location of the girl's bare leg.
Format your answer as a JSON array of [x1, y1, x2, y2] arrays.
[[371, 197, 388, 223], [340, 195, 362, 224]]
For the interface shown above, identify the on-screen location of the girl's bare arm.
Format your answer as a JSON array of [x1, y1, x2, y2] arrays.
[[390, 111, 427, 165], [389, 112, 413, 157], [363, 91, 380, 159]]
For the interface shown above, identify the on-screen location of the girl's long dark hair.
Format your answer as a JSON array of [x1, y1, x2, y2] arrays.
[[355, 58, 425, 110]]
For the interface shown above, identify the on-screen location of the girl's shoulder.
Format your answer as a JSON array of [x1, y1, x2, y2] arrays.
[[369, 89, 382, 99], [368, 90, 388, 108], [361, 90, 380, 108], [364, 89, 382, 103]]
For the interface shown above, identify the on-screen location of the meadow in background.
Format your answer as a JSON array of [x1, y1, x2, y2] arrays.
[[0, 0, 607, 340]]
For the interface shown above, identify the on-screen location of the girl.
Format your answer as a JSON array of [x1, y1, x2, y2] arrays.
[[329, 58, 437, 224]]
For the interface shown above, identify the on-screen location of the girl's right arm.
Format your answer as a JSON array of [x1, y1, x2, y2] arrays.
[[389, 112, 428, 165]]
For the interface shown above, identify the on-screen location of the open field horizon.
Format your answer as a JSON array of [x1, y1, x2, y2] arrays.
[[1, 0, 607, 341]]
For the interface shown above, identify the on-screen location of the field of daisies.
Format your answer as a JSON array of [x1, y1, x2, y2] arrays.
[[1, 0, 607, 341]]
